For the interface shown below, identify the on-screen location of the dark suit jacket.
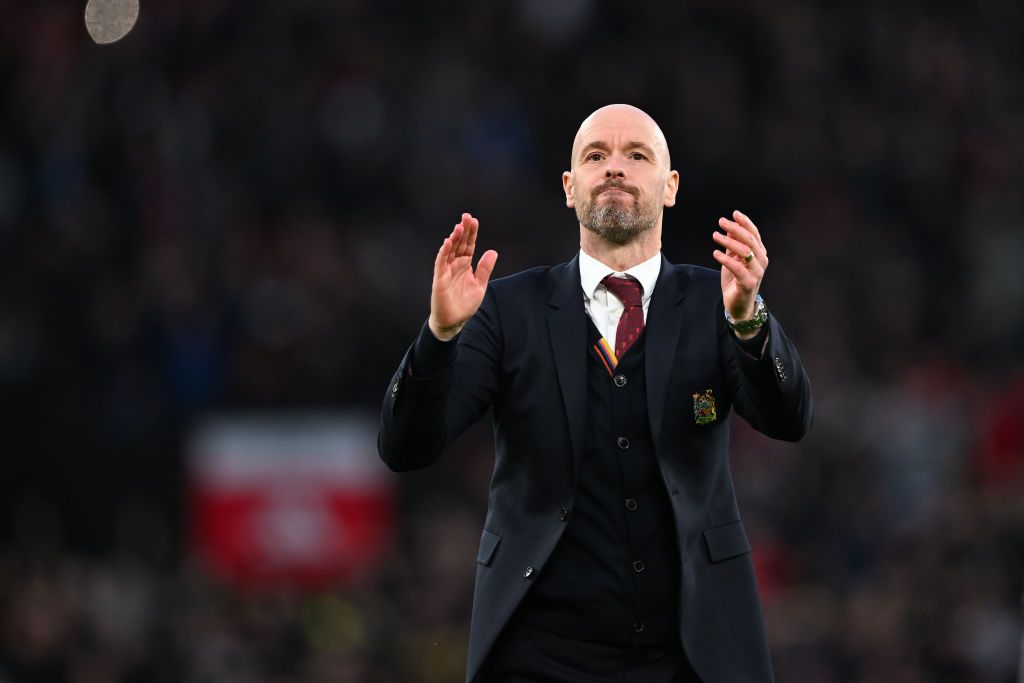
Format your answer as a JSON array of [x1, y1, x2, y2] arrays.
[[379, 253, 813, 683]]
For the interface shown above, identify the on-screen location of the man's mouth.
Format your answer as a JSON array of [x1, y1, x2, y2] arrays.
[[596, 185, 636, 197]]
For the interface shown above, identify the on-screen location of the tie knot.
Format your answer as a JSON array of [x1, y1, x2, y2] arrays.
[[601, 274, 643, 308]]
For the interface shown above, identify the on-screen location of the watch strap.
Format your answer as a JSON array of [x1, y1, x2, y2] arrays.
[[725, 294, 767, 333]]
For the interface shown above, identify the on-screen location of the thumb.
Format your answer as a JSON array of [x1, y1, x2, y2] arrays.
[[475, 250, 498, 286]]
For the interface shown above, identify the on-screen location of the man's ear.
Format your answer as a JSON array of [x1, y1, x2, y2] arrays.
[[562, 170, 575, 208], [663, 169, 680, 207]]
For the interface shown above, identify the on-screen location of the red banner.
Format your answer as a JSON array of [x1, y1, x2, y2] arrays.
[[187, 413, 395, 588]]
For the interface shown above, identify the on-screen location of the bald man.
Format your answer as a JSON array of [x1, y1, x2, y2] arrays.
[[379, 104, 812, 683]]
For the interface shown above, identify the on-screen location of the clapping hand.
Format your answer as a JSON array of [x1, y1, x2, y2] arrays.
[[429, 213, 499, 341], [712, 210, 768, 338]]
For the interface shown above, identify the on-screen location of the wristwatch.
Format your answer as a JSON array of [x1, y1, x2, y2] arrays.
[[724, 294, 767, 334]]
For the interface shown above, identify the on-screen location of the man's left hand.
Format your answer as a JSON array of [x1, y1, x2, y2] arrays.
[[712, 210, 768, 338]]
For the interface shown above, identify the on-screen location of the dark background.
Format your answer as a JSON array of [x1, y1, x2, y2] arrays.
[[0, 1, 1022, 681]]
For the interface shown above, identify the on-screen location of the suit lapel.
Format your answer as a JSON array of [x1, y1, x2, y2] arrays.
[[646, 256, 688, 450], [547, 255, 587, 475]]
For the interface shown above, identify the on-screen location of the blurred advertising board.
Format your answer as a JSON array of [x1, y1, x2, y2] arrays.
[[187, 412, 395, 588]]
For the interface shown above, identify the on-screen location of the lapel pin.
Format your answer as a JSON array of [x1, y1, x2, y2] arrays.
[[692, 389, 717, 425]]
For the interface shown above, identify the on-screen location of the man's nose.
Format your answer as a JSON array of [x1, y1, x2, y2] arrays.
[[604, 154, 626, 178]]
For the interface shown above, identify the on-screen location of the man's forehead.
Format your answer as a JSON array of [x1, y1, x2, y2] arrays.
[[571, 105, 669, 163]]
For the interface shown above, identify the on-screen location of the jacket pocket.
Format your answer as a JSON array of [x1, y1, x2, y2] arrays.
[[703, 520, 751, 563], [477, 528, 501, 566]]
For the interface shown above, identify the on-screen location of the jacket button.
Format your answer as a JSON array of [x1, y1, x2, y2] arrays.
[[613, 374, 627, 388], [559, 507, 569, 521], [625, 498, 638, 511], [633, 619, 644, 633], [633, 560, 645, 573], [523, 566, 534, 579], [617, 436, 630, 450]]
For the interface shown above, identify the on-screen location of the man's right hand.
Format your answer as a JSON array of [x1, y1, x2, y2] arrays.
[[428, 213, 499, 341]]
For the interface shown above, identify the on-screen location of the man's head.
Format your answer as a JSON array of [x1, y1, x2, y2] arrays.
[[563, 104, 679, 245]]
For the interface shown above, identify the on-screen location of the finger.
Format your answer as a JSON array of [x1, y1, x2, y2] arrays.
[[712, 231, 755, 260], [727, 248, 765, 283], [459, 213, 476, 253], [719, 217, 764, 258], [435, 235, 453, 278], [474, 249, 498, 286], [712, 237, 766, 279], [732, 210, 765, 250], [456, 210, 471, 248], [732, 210, 759, 237], [447, 223, 465, 265], [713, 249, 756, 287], [712, 250, 757, 289], [454, 213, 473, 257], [463, 214, 479, 258], [716, 224, 763, 267], [718, 217, 757, 250]]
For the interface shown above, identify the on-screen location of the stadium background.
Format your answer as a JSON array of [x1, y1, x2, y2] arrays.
[[0, 1, 1022, 681]]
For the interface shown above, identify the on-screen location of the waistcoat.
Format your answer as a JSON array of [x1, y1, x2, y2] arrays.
[[516, 321, 681, 646]]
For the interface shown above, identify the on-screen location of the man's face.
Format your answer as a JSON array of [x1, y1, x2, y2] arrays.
[[563, 105, 679, 245]]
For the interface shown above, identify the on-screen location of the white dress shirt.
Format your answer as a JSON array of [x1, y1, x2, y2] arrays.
[[578, 249, 662, 350]]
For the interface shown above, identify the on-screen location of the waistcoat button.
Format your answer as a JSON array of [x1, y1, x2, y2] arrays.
[[617, 436, 630, 450], [633, 619, 644, 633], [625, 498, 638, 511], [613, 374, 627, 387], [633, 560, 645, 573], [523, 566, 534, 579]]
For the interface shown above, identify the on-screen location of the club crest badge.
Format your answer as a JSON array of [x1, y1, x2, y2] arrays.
[[692, 389, 717, 425]]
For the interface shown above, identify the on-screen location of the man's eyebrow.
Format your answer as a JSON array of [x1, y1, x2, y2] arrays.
[[579, 140, 611, 157], [626, 141, 658, 158], [578, 140, 659, 159]]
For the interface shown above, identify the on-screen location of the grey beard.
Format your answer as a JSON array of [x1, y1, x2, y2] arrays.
[[578, 201, 657, 245]]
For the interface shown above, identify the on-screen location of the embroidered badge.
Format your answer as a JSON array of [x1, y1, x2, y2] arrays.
[[692, 389, 717, 425]]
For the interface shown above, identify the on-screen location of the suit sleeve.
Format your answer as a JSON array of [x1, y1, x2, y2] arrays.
[[719, 307, 813, 442], [378, 287, 503, 471]]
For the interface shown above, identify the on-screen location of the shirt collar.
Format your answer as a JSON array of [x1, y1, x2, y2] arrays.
[[578, 248, 662, 302]]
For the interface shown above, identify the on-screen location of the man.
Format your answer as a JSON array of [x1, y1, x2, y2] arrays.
[[379, 104, 812, 683]]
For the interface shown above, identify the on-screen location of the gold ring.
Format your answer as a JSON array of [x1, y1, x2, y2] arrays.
[[744, 250, 755, 263]]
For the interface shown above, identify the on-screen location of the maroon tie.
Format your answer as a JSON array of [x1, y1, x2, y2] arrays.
[[601, 274, 645, 359]]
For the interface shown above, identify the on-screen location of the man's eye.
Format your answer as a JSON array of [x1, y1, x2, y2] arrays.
[[586, 152, 604, 161], [631, 153, 647, 161]]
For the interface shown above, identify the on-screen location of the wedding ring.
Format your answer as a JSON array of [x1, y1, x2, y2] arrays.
[[744, 250, 755, 263]]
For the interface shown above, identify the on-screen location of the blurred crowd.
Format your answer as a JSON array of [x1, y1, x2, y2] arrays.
[[1, 0, 1022, 681]]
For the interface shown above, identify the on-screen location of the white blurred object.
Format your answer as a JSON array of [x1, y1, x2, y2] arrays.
[[84, 0, 139, 45]]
